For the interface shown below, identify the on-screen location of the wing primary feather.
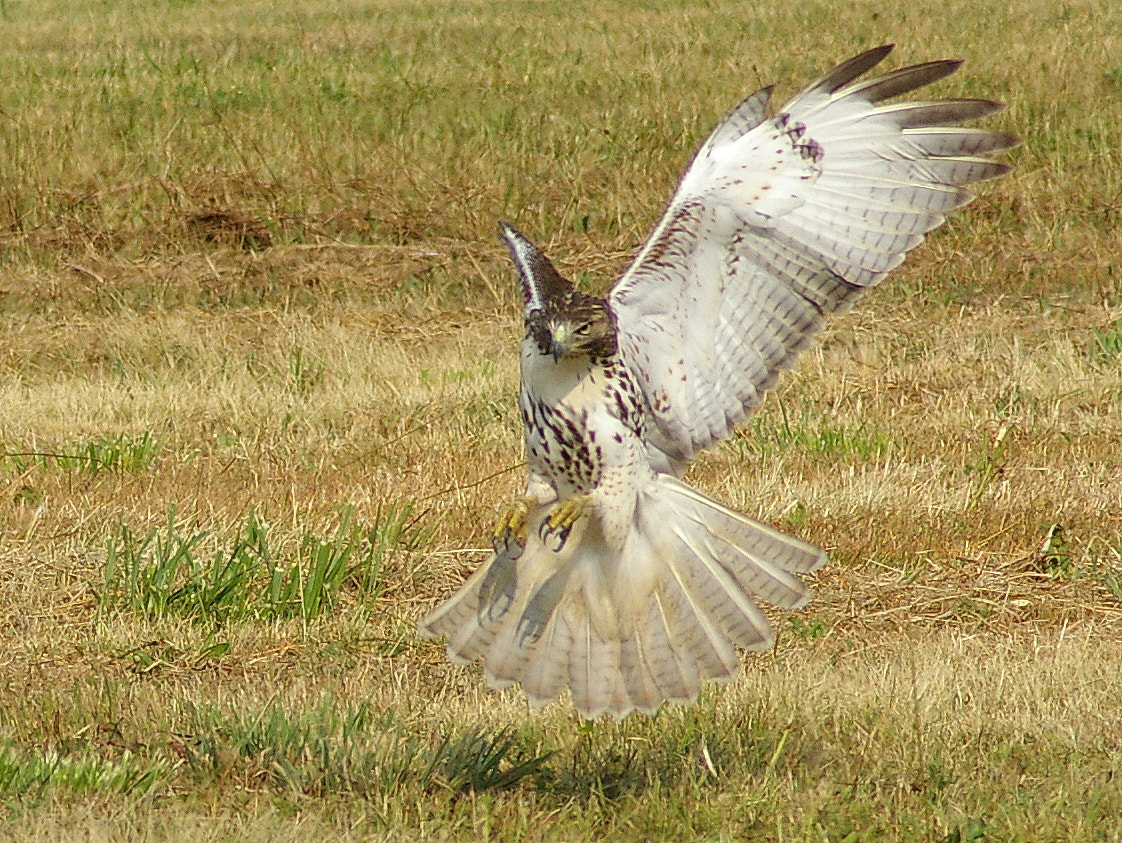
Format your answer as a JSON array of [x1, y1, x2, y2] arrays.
[[899, 128, 1020, 157], [801, 44, 895, 96], [702, 86, 774, 152], [874, 98, 1007, 128], [839, 59, 963, 103]]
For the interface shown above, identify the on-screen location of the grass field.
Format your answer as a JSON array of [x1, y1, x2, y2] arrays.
[[0, 0, 1120, 840]]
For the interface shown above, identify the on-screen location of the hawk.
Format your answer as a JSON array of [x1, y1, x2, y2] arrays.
[[419, 45, 1015, 719]]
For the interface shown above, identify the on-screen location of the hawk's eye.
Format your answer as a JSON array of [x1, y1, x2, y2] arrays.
[[574, 323, 592, 336]]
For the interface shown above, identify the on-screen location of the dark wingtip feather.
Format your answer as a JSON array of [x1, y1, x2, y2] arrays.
[[847, 58, 965, 103], [976, 131, 1022, 153], [805, 44, 895, 95], [702, 85, 775, 151], [960, 99, 1008, 120], [884, 98, 1008, 128], [981, 160, 1014, 181]]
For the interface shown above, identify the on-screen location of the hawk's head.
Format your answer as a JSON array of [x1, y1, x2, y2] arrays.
[[499, 222, 617, 362]]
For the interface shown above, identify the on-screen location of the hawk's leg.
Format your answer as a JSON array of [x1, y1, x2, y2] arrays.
[[539, 494, 591, 551], [492, 496, 535, 556]]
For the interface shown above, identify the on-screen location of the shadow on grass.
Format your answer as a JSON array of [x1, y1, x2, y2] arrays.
[[177, 700, 556, 800]]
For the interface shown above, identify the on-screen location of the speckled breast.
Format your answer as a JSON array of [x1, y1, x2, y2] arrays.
[[519, 349, 646, 498]]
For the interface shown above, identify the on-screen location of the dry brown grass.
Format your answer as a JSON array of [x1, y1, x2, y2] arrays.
[[0, 0, 1120, 840]]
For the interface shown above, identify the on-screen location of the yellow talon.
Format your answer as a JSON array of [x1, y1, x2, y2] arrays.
[[540, 494, 591, 550], [492, 497, 533, 555]]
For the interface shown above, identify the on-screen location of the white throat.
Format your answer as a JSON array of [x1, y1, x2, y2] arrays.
[[520, 340, 599, 408]]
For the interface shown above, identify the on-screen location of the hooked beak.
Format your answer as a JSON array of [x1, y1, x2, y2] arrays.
[[550, 325, 569, 362]]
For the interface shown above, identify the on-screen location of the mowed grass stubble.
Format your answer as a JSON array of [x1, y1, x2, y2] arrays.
[[0, 1, 1119, 841]]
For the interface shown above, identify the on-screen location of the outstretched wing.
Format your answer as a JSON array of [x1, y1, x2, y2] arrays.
[[609, 45, 1016, 471]]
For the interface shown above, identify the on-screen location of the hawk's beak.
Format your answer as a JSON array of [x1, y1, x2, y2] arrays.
[[550, 325, 569, 362]]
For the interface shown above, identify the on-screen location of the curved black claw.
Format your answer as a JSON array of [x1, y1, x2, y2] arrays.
[[539, 519, 575, 552], [538, 495, 590, 552], [492, 499, 532, 558]]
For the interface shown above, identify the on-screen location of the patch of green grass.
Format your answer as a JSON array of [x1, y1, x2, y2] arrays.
[[436, 727, 555, 793], [287, 346, 326, 396], [2, 432, 161, 474], [178, 700, 551, 798], [118, 635, 232, 674], [743, 406, 891, 461], [786, 616, 827, 640], [95, 503, 429, 625], [943, 819, 989, 843], [1094, 539, 1122, 602], [1089, 320, 1122, 365], [965, 425, 1011, 507], [1034, 523, 1075, 578], [0, 744, 167, 802]]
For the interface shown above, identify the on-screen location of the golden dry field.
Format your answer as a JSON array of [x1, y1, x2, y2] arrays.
[[0, 0, 1120, 840]]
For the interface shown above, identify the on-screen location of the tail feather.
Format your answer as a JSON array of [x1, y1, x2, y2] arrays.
[[664, 477, 826, 576], [666, 522, 776, 652], [485, 566, 571, 687], [636, 595, 700, 705], [418, 475, 825, 719], [704, 528, 811, 609], [441, 560, 518, 665], [482, 614, 533, 689], [446, 619, 491, 665], [521, 607, 575, 706], [619, 634, 663, 715], [420, 545, 520, 661], [657, 556, 742, 681], [569, 611, 630, 719], [618, 533, 707, 711], [568, 609, 597, 716]]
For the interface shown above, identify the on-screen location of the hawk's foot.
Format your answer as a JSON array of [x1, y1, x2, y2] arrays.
[[539, 494, 591, 551], [492, 497, 534, 556]]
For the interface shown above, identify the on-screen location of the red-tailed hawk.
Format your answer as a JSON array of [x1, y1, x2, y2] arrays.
[[420, 46, 1016, 719]]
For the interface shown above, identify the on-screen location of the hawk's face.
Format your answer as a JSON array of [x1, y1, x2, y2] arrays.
[[526, 291, 616, 363], [499, 220, 617, 363]]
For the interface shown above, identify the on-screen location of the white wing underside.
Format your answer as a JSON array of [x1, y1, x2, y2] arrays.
[[609, 46, 1016, 470]]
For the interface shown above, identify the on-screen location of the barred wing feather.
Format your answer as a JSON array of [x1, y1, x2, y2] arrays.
[[609, 45, 1016, 470]]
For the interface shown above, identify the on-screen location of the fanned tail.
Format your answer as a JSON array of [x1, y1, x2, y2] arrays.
[[418, 476, 825, 719]]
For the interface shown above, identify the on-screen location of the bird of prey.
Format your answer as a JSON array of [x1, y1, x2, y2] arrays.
[[419, 45, 1015, 719]]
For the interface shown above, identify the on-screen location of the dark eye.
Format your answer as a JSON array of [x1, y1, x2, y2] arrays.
[[574, 323, 591, 336]]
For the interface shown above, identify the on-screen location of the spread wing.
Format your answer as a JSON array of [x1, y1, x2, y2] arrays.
[[609, 45, 1016, 471]]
